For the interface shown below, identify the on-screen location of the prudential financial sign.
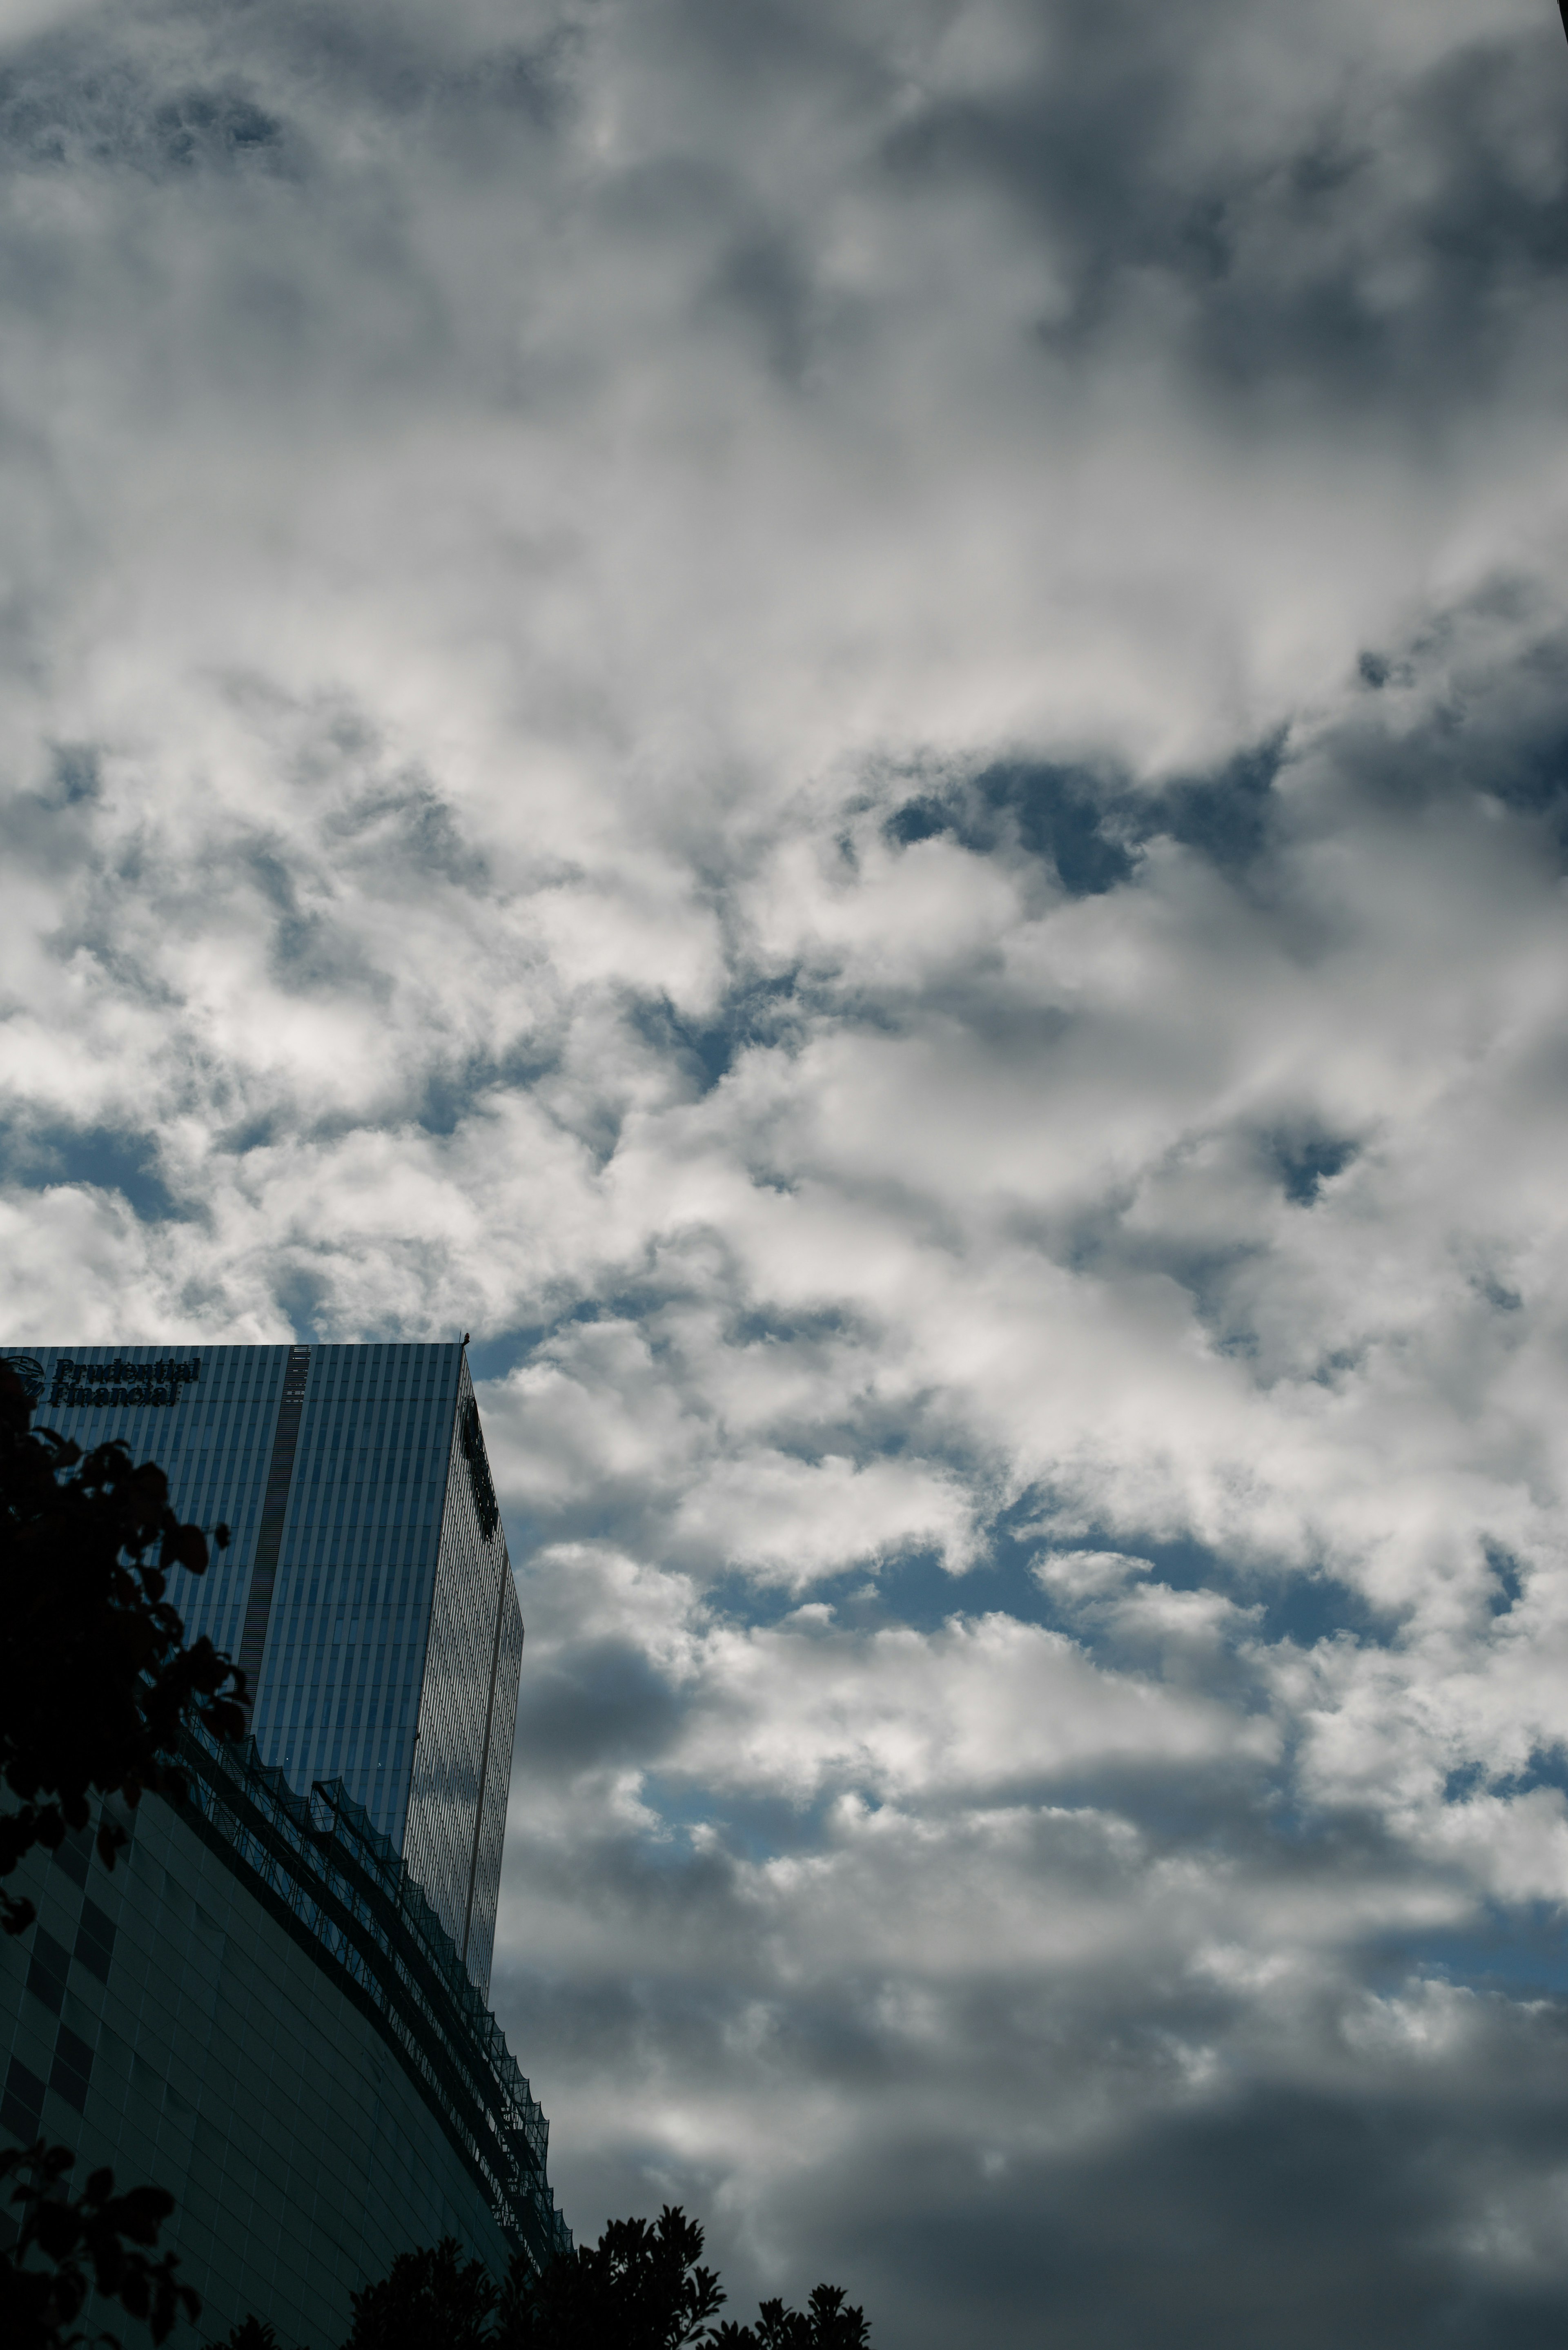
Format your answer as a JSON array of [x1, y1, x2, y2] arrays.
[[4, 1355, 204, 1409]]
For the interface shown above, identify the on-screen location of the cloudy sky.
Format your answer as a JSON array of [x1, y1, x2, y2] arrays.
[[8, 0, 1568, 2339]]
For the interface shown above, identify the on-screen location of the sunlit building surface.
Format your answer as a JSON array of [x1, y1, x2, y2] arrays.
[[0, 1342, 563, 2344]]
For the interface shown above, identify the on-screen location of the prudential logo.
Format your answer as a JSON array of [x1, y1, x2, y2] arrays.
[[2, 1355, 46, 1403]]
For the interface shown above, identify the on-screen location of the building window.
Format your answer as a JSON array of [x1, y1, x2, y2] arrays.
[[1, 2056, 45, 2145], [25, 1928, 70, 2017], [52, 1827, 91, 1890], [74, 1900, 117, 1984], [49, 2025, 95, 2114]]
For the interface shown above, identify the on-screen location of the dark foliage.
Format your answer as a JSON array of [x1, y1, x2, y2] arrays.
[[215, 2322, 287, 2350], [0, 2138, 200, 2350], [347, 2208, 870, 2350], [500, 2207, 725, 2350], [343, 2207, 871, 2350], [343, 2239, 497, 2350], [712, 2284, 871, 2348], [0, 1361, 247, 1933]]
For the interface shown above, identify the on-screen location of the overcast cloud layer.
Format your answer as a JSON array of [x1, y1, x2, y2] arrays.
[[7, 0, 1568, 2340]]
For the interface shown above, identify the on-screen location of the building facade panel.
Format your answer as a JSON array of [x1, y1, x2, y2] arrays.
[[248, 1341, 463, 1846], [467, 1573, 525, 2002], [403, 1356, 515, 1998]]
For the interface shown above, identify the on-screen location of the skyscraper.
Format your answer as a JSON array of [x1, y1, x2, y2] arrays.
[[0, 1340, 566, 2344], [15, 1341, 521, 1997]]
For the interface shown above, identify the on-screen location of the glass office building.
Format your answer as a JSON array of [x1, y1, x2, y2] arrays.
[[9, 1342, 522, 1999], [0, 1339, 566, 2345]]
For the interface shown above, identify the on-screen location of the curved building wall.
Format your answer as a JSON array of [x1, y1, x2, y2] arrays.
[[0, 1784, 554, 2349]]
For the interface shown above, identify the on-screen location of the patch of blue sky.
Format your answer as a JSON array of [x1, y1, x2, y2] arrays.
[[1018, 1497, 1399, 1653], [1248, 1573, 1392, 1649], [472, 1292, 732, 1384], [627, 973, 802, 1099], [1368, 1903, 1568, 2000], [881, 729, 1290, 898], [687, 1507, 1054, 1638], [722, 1302, 860, 1350], [0, 1117, 181, 1222], [409, 1042, 560, 1138], [211, 1110, 281, 1157], [1486, 1546, 1526, 1615], [47, 742, 100, 803], [1152, 729, 1289, 881], [691, 1496, 1393, 1666], [466, 1328, 536, 1384], [266, 1264, 329, 1342], [1445, 1748, 1568, 1805], [638, 1773, 842, 1867], [1265, 1129, 1360, 1207], [693, 1553, 968, 1639], [884, 761, 1136, 899]]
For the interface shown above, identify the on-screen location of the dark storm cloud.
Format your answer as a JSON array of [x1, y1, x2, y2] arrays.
[[0, 749, 103, 876], [1333, 592, 1568, 863], [496, 1558, 1568, 2343], [803, 2067, 1568, 2350], [884, 0, 1568, 412], [243, 842, 391, 999], [324, 777, 491, 893], [514, 1634, 688, 1774]]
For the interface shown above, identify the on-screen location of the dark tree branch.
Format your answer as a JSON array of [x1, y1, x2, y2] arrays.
[[0, 1362, 247, 1933], [0, 2140, 200, 2350]]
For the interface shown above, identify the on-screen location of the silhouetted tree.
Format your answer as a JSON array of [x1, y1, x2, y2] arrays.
[[0, 2138, 200, 2350], [499, 2207, 725, 2350], [214, 2323, 287, 2350], [0, 1362, 246, 1934], [343, 2206, 871, 2350], [343, 2239, 497, 2350], [712, 2284, 871, 2348], [495, 2207, 869, 2350]]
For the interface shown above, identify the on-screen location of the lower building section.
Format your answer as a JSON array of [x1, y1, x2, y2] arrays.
[[0, 1730, 568, 2347]]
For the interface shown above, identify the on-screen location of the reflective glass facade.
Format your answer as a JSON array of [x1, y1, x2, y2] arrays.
[[9, 1342, 523, 2000], [403, 1376, 526, 1992]]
